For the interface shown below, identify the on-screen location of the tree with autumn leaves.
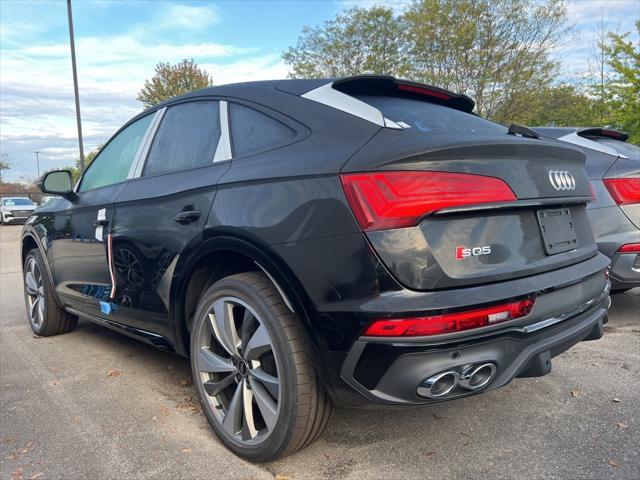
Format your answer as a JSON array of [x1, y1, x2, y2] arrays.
[[137, 59, 213, 109]]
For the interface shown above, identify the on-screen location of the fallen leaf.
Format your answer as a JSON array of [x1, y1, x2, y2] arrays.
[[431, 413, 445, 420], [106, 369, 122, 378], [425, 451, 435, 458], [570, 389, 579, 398], [617, 422, 628, 429], [175, 397, 201, 414], [10, 466, 23, 480], [608, 459, 619, 468], [181, 448, 192, 453], [612, 398, 622, 403], [275, 475, 293, 480], [20, 442, 34, 454], [180, 376, 193, 386]]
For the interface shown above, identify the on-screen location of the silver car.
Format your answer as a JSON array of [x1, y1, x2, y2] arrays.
[[532, 127, 640, 292], [0, 197, 37, 225]]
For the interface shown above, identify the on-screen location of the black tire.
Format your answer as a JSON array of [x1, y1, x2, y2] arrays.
[[23, 248, 77, 336], [190, 272, 332, 461]]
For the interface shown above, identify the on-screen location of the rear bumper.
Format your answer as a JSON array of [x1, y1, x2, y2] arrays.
[[609, 252, 640, 290], [339, 283, 609, 405]]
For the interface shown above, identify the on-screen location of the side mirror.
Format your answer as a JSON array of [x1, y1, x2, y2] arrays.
[[39, 170, 76, 200]]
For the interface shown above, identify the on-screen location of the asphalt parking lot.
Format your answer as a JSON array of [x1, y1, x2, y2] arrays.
[[1, 224, 638, 480]]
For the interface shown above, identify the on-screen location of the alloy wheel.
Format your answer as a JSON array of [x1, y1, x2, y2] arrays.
[[25, 257, 45, 329], [195, 296, 281, 445]]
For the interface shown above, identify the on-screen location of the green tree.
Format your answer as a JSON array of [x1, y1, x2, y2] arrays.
[[283, 6, 409, 78], [283, 1, 569, 122], [137, 59, 213, 109], [601, 21, 640, 144], [495, 85, 599, 127], [403, 0, 568, 121]]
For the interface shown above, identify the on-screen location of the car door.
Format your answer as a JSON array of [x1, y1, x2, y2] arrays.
[[108, 99, 230, 340], [50, 112, 156, 319]]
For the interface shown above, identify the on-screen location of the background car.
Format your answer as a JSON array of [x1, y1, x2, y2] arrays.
[[0, 196, 37, 225], [532, 127, 639, 292]]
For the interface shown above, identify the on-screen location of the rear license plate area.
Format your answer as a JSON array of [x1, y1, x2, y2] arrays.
[[537, 208, 577, 255]]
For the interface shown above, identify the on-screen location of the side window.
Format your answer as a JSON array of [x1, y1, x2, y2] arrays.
[[143, 101, 220, 176], [79, 114, 153, 192], [230, 103, 295, 158]]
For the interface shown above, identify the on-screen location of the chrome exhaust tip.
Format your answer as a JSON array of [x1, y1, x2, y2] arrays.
[[417, 371, 460, 398], [459, 363, 497, 391]]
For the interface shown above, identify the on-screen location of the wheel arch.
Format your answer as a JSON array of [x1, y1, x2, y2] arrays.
[[21, 229, 64, 308], [171, 230, 324, 365]]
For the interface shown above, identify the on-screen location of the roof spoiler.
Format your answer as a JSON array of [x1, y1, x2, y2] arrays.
[[577, 128, 629, 142], [331, 75, 475, 113]]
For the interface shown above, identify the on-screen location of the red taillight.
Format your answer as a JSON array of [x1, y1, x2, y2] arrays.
[[397, 83, 451, 100], [603, 178, 640, 205], [363, 298, 535, 337], [340, 171, 516, 231], [618, 243, 640, 253]]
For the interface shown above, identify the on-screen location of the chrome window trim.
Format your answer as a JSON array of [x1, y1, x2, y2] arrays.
[[301, 82, 398, 128], [214, 100, 232, 162], [129, 108, 166, 178]]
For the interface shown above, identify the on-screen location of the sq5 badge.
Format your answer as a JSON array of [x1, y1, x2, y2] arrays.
[[456, 245, 492, 260]]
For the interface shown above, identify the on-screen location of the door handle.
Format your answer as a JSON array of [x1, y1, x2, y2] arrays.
[[93, 219, 109, 227], [174, 210, 201, 224]]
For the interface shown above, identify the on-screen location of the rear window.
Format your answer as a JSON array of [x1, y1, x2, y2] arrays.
[[593, 138, 640, 159], [355, 95, 507, 136]]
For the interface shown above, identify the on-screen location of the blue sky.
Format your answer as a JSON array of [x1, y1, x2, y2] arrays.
[[1, 0, 638, 182]]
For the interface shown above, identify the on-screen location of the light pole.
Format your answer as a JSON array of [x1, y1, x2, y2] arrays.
[[67, 0, 85, 172], [34, 150, 41, 178]]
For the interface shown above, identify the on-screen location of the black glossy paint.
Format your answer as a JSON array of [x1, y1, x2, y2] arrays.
[[23, 77, 610, 407]]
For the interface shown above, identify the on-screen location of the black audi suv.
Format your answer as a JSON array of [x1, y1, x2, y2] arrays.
[[531, 127, 639, 292], [23, 76, 610, 461]]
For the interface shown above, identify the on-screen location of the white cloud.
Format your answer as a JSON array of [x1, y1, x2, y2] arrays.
[[0, 6, 291, 182], [552, 0, 639, 83], [154, 3, 221, 31], [201, 54, 290, 85]]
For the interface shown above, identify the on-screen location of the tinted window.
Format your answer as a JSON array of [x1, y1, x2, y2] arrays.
[[355, 95, 507, 136], [230, 103, 295, 158], [144, 101, 220, 176], [79, 114, 153, 192]]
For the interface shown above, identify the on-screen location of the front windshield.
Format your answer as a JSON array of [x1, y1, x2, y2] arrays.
[[3, 198, 34, 206]]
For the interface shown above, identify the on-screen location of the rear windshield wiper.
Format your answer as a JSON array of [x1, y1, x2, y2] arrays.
[[508, 124, 540, 139]]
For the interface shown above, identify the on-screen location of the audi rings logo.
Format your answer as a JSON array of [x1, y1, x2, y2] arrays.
[[548, 170, 576, 191]]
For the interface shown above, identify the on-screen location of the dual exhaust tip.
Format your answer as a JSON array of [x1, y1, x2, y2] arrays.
[[417, 363, 497, 399]]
